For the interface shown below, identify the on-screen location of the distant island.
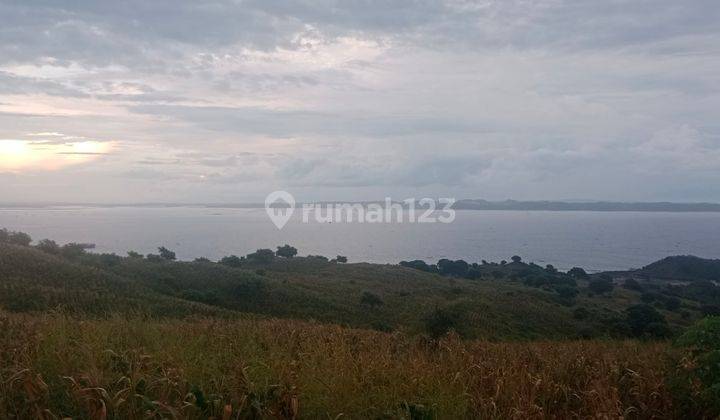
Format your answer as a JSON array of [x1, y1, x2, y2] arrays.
[[452, 199, 720, 212]]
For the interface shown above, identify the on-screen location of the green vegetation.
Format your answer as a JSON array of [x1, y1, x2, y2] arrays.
[[625, 304, 671, 338], [672, 317, 720, 415], [638, 255, 720, 281], [3, 229, 720, 417], [2, 229, 718, 339], [275, 244, 298, 258], [0, 228, 31, 246], [588, 277, 614, 295]]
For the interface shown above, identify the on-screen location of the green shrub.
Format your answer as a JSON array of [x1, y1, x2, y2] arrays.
[[276, 244, 298, 258], [61, 242, 95, 258], [671, 317, 720, 416], [219, 255, 243, 267], [623, 278, 644, 292], [568, 267, 589, 279], [399, 260, 436, 272], [370, 320, 393, 332], [573, 307, 590, 320], [423, 307, 465, 339], [247, 249, 275, 264], [360, 291, 383, 307], [626, 304, 670, 338], [36, 239, 61, 255], [158, 246, 176, 261], [0, 228, 32, 246], [588, 278, 614, 295], [555, 285, 579, 306], [146, 254, 164, 263]]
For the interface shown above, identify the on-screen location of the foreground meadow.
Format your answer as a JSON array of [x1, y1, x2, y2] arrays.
[[1, 313, 674, 419]]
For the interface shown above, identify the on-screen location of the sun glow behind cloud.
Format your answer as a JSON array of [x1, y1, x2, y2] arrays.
[[0, 1, 719, 202], [0, 139, 112, 171]]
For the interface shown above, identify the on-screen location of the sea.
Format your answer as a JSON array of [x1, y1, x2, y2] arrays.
[[1, 206, 719, 272]]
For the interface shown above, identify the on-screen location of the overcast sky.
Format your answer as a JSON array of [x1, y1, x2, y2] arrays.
[[1, 0, 719, 203]]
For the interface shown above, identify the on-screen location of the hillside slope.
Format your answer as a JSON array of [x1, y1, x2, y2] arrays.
[[0, 244, 227, 317], [635, 255, 720, 281], [2, 241, 710, 339]]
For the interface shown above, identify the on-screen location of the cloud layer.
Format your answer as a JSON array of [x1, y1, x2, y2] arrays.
[[1, 0, 719, 203]]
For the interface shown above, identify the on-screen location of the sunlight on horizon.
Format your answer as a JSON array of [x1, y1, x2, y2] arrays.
[[0, 139, 112, 171]]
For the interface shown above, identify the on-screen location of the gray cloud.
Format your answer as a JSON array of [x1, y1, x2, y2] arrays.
[[2, 1, 717, 68], [127, 104, 503, 139], [1, 0, 719, 203], [0, 71, 89, 97]]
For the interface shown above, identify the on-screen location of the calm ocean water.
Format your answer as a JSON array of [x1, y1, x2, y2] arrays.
[[1, 206, 719, 272]]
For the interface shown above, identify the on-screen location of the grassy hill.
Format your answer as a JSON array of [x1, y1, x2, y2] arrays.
[[0, 238, 713, 340], [2, 232, 720, 418], [634, 255, 720, 281], [0, 244, 229, 318]]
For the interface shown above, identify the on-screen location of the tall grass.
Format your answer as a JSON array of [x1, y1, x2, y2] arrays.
[[0, 312, 674, 419]]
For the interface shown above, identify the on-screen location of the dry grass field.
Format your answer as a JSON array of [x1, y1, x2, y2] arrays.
[[0, 313, 675, 419]]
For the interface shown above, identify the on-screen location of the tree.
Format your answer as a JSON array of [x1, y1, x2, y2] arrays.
[[12, 231, 31, 246], [336, 255, 348, 263], [623, 278, 644, 292], [0, 229, 32, 246], [511, 255, 522, 263], [466, 268, 481, 280], [625, 304, 669, 338], [219, 255, 243, 268], [360, 291, 383, 307], [556, 285, 579, 299], [127, 251, 143, 259], [437, 259, 469, 277], [400, 260, 436, 272], [568, 267, 589, 279], [423, 307, 465, 339], [37, 239, 61, 255], [62, 243, 95, 259], [98, 253, 122, 266], [158, 246, 176, 261], [146, 254, 163, 262], [275, 244, 298, 258], [234, 279, 266, 301], [247, 249, 275, 264], [588, 278, 614, 295]]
